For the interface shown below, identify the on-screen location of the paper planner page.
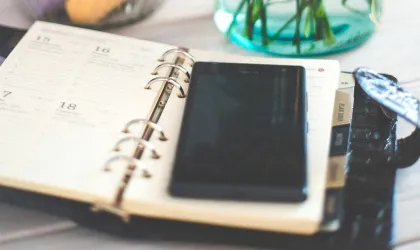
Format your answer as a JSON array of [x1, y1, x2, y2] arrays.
[[122, 49, 340, 235], [0, 21, 176, 204]]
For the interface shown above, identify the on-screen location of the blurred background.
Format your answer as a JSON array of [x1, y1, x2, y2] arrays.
[[0, 0, 384, 57], [0, 0, 413, 63], [0, 1, 418, 100]]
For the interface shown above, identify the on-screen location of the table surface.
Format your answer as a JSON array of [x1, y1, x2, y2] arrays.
[[0, 0, 420, 249]]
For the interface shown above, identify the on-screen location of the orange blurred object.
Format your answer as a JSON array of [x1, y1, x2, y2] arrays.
[[20, 0, 164, 28], [65, 0, 128, 25]]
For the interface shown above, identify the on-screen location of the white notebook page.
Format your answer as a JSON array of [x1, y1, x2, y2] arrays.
[[0, 21, 176, 204], [122, 49, 340, 235]]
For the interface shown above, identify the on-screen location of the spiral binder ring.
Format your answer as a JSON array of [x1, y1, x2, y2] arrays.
[[151, 63, 191, 83], [113, 136, 160, 159], [145, 77, 186, 98], [158, 48, 195, 66], [136, 139, 160, 159], [104, 155, 137, 172], [122, 119, 167, 141]]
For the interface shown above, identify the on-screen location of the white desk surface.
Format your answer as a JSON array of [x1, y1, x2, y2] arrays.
[[0, 0, 420, 249]]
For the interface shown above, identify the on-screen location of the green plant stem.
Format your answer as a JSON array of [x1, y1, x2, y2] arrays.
[[293, 0, 302, 53], [226, 0, 342, 54], [260, 2, 268, 45], [267, 13, 297, 44], [245, 0, 265, 40], [245, 0, 254, 39], [226, 0, 247, 36]]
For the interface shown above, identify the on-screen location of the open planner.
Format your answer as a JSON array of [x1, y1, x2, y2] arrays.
[[0, 21, 351, 236]]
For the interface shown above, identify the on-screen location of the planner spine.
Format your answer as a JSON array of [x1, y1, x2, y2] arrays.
[[91, 48, 194, 222], [320, 72, 355, 231]]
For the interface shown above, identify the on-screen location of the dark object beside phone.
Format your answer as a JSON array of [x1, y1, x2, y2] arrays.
[[168, 62, 308, 202]]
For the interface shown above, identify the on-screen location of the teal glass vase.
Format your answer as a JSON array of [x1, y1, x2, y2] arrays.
[[214, 0, 382, 57]]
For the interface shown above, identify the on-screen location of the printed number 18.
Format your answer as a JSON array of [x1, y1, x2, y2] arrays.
[[96, 46, 110, 53], [61, 102, 77, 110], [37, 36, 50, 43]]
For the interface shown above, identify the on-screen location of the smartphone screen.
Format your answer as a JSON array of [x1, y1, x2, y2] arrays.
[[169, 62, 308, 202]]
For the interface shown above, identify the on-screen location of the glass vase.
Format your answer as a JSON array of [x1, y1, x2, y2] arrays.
[[214, 0, 382, 57]]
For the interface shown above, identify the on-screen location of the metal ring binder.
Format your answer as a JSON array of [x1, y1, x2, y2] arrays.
[[136, 139, 160, 159], [93, 48, 193, 221], [152, 63, 191, 83], [113, 136, 160, 159], [122, 119, 168, 141], [104, 155, 137, 172], [158, 48, 195, 66], [145, 77, 186, 98]]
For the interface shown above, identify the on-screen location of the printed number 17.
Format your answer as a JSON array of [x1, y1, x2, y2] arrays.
[[3, 91, 11, 98]]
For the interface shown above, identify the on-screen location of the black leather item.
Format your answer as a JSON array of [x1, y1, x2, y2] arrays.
[[0, 26, 25, 58], [1, 73, 418, 250]]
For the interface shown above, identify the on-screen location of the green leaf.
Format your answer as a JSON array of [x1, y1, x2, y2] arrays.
[[252, 0, 263, 23], [321, 18, 336, 45], [314, 0, 325, 17], [310, 8, 316, 38], [303, 7, 312, 37]]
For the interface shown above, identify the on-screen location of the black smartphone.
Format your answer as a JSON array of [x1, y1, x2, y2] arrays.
[[168, 62, 308, 202]]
